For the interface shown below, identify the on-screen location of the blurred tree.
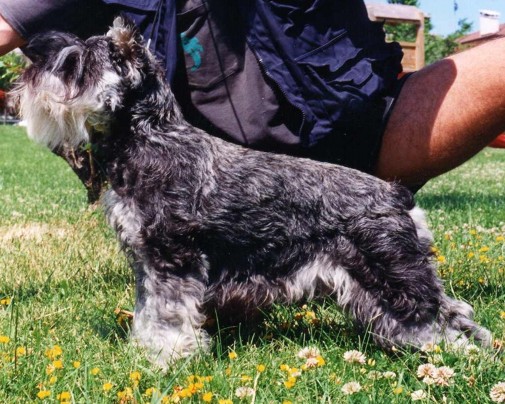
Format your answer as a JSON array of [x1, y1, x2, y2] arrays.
[[0, 51, 26, 90], [385, 0, 472, 65]]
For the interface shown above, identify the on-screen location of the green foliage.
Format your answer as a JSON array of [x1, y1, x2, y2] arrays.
[[0, 52, 26, 90], [425, 18, 472, 65], [386, 0, 472, 65]]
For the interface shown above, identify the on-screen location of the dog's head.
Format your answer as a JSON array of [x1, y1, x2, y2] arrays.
[[15, 17, 158, 150]]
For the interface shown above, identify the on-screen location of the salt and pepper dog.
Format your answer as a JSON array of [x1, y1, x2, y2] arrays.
[[15, 18, 491, 367]]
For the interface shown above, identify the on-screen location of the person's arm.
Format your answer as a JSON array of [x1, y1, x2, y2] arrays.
[[0, 12, 25, 55]]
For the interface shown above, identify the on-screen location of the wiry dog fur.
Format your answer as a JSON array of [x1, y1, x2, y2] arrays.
[[16, 18, 491, 367]]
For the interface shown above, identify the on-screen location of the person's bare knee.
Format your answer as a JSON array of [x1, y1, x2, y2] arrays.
[[375, 38, 505, 187]]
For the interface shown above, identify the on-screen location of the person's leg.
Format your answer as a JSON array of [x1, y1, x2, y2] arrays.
[[375, 38, 505, 188]]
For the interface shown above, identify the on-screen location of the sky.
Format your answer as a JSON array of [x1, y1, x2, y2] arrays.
[[365, 0, 505, 36]]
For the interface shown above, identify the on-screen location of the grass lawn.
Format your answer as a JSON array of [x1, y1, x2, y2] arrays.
[[0, 125, 504, 403]]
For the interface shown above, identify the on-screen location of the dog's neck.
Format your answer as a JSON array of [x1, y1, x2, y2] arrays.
[[121, 73, 186, 132]]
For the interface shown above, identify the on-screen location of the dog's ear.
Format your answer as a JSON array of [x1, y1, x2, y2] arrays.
[[106, 16, 144, 61]]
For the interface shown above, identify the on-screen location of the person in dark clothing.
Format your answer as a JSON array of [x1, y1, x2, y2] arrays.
[[0, 0, 504, 191]]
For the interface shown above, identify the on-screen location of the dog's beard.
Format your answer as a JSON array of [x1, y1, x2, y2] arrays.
[[16, 68, 120, 150]]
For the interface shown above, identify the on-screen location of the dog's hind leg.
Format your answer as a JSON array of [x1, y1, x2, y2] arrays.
[[283, 211, 491, 350], [336, 207, 492, 350], [131, 258, 210, 369]]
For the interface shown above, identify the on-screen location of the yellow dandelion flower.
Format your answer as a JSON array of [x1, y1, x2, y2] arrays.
[[117, 387, 134, 400], [103, 382, 113, 392], [0, 297, 11, 305], [202, 392, 213, 402], [240, 375, 252, 383], [225, 367, 232, 376], [53, 360, 63, 369], [16, 346, 26, 356], [496, 236, 505, 242], [218, 400, 233, 404], [436, 255, 446, 263], [72, 361, 81, 369], [145, 387, 159, 397], [90, 367, 100, 376], [0, 335, 10, 344], [49, 376, 58, 385], [256, 364, 266, 373], [45, 345, 62, 360], [280, 364, 290, 372], [393, 386, 403, 395], [37, 390, 51, 400], [228, 351, 238, 360], [500, 311, 505, 320], [57, 391, 71, 402], [178, 387, 193, 398], [284, 376, 297, 389], [283, 401, 293, 404], [304, 311, 316, 320], [130, 370, 141, 384]]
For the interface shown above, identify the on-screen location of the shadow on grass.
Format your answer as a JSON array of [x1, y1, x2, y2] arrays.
[[206, 299, 361, 354]]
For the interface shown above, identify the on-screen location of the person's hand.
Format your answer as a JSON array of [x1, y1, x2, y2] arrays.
[[0, 13, 25, 55]]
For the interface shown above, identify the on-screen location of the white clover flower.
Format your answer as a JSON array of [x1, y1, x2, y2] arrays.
[[343, 350, 366, 365], [367, 370, 382, 380], [297, 346, 320, 360], [417, 363, 436, 379], [422, 376, 435, 386], [490, 382, 505, 403], [235, 387, 255, 399], [464, 343, 480, 355], [433, 366, 455, 386], [382, 371, 397, 379], [341, 381, 362, 395], [411, 389, 428, 401]]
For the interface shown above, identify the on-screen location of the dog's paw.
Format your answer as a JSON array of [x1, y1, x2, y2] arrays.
[[410, 300, 492, 350], [132, 325, 211, 370]]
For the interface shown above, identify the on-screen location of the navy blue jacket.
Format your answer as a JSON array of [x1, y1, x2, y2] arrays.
[[103, 0, 403, 147]]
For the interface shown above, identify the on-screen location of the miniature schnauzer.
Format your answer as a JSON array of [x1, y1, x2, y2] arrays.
[[16, 18, 491, 367]]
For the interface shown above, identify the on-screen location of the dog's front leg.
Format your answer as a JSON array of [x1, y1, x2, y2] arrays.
[[131, 260, 210, 369]]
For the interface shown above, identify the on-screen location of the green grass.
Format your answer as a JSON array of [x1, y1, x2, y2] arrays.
[[0, 125, 504, 403]]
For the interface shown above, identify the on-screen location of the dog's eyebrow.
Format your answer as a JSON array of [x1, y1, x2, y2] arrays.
[[51, 45, 85, 76]]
